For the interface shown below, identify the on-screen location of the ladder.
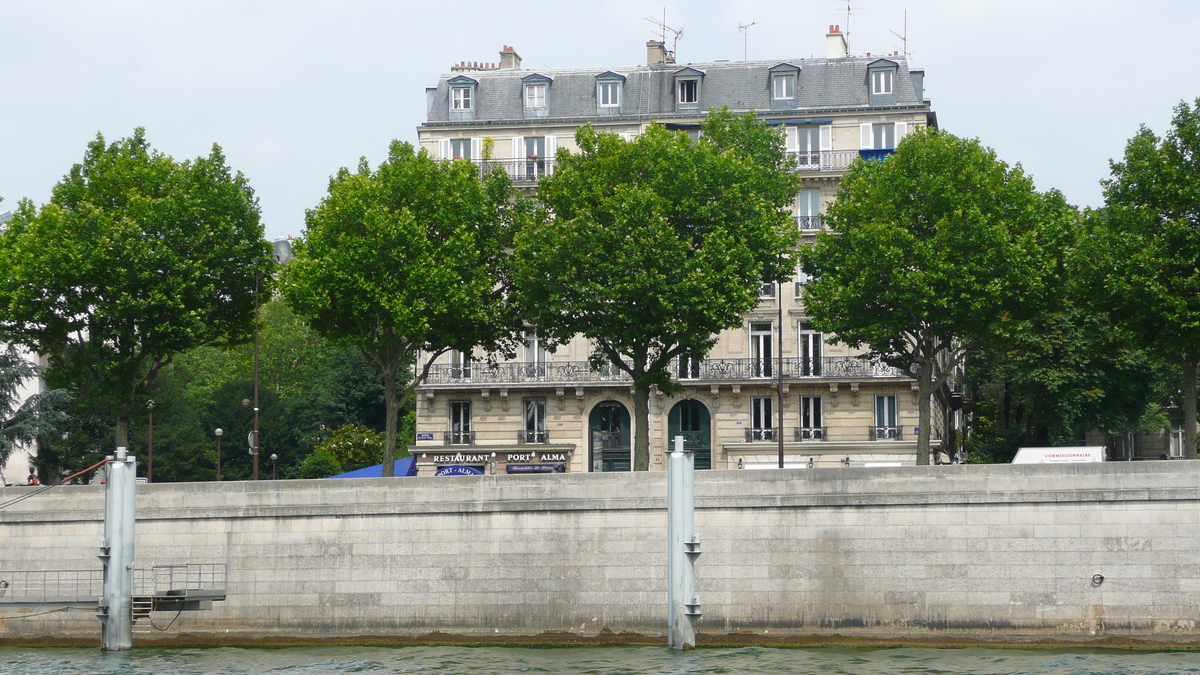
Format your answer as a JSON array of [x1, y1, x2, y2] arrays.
[[131, 596, 153, 622]]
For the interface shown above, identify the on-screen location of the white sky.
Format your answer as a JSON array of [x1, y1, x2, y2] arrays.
[[2, 1, 1196, 241]]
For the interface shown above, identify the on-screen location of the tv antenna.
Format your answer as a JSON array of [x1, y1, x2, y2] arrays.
[[739, 21, 757, 61], [889, 9, 911, 59], [646, 10, 683, 59], [835, 0, 864, 52]]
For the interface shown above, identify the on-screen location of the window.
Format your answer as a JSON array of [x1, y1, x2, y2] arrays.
[[758, 281, 776, 299], [874, 394, 898, 440], [449, 349, 472, 379], [860, 122, 908, 152], [772, 73, 795, 100], [451, 87, 472, 111], [599, 81, 621, 107], [525, 83, 546, 109], [449, 401, 472, 444], [795, 126, 820, 166], [750, 396, 774, 441], [795, 265, 813, 298], [750, 322, 773, 378], [797, 188, 822, 230], [872, 69, 894, 95], [523, 399, 547, 444], [873, 123, 896, 149], [677, 355, 701, 380], [799, 396, 823, 439], [678, 79, 698, 104], [522, 330, 546, 379], [798, 322, 823, 377], [524, 136, 548, 180], [450, 139, 471, 161]]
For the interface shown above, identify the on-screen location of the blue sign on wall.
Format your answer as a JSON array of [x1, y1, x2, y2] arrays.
[[434, 465, 484, 476], [417, 433, 434, 441]]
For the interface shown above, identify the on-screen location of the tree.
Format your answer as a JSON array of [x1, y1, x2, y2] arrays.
[[0, 129, 273, 453], [1086, 98, 1200, 457], [311, 423, 386, 474], [799, 127, 1073, 465], [280, 141, 515, 477], [510, 110, 801, 471], [0, 344, 70, 478]]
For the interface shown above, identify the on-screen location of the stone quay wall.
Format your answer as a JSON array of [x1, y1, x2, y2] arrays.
[[1, 461, 1199, 643]]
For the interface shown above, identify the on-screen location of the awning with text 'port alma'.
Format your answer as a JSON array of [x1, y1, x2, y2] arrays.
[[326, 456, 418, 478]]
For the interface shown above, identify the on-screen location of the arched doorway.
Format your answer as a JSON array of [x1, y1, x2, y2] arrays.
[[668, 400, 712, 469], [589, 401, 631, 472]]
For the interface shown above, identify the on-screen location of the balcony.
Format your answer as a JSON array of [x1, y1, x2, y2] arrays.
[[785, 149, 860, 172], [795, 215, 825, 232], [471, 157, 557, 184], [794, 427, 827, 441], [425, 356, 905, 387], [517, 430, 549, 444], [444, 430, 476, 445], [868, 426, 903, 441], [745, 428, 777, 442]]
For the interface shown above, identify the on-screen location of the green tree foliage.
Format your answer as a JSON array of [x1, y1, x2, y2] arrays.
[[297, 450, 342, 480], [799, 128, 1074, 464], [312, 423, 386, 474], [280, 141, 516, 477], [0, 129, 273, 451], [1082, 98, 1200, 458], [511, 110, 801, 470], [0, 344, 71, 478]]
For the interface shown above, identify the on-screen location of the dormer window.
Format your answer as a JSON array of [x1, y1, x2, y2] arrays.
[[866, 59, 899, 106], [773, 74, 795, 100], [595, 71, 626, 115], [679, 80, 697, 104], [674, 67, 704, 112], [452, 87, 472, 111], [872, 70, 893, 95], [447, 75, 478, 121], [522, 73, 552, 119], [525, 83, 546, 109]]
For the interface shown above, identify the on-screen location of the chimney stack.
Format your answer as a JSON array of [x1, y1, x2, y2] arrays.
[[647, 40, 673, 65], [826, 25, 848, 58], [499, 45, 522, 69]]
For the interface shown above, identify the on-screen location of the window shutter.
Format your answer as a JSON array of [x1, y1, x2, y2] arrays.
[[545, 135, 558, 176], [895, 122, 908, 144], [471, 138, 482, 160], [819, 124, 833, 151], [860, 123, 872, 149], [512, 137, 524, 159], [785, 127, 798, 152], [438, 139, 451, 160]]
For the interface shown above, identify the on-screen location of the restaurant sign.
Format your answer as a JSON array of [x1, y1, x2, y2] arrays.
[[434, 465, 485, 476], [431, 453, 491, 465]]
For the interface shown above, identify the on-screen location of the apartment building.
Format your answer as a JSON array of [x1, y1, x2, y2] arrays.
[[411, 28, 954, 476]]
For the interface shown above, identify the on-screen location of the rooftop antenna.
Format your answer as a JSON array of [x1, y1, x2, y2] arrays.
[[835, 0, 864, 53], [739, 21, 757, 61], [645, 10, 684, 60], [889, 9, 911, 59]]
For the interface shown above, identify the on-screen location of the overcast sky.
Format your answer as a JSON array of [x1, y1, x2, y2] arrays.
[[2, 1, 1196, 241]]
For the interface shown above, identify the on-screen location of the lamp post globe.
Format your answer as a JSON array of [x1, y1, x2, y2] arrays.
[[214, 428, 224, 481]]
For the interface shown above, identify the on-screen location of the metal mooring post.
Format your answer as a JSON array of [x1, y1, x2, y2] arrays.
[[98, 447, 137, 651], [667, 435, 702, 650]]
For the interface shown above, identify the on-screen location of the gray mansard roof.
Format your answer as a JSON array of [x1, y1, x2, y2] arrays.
[[425, 55, 926, 125]]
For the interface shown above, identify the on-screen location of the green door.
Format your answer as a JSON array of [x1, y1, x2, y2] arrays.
[[668, 400, 712, 469], [589, 401, 631, 472]]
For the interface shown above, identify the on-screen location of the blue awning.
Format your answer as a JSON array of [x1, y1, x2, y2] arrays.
[[326, 456, 417, 479]]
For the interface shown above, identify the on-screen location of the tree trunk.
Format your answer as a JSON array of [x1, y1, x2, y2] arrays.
[[917, 361, 934, 466], [632, 381, 651, 471], [1183, 357, 1198, 460], [382, 366, 399, 477]]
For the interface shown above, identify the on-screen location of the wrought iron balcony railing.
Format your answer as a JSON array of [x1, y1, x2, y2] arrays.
[[868, 426, 903, 441], [471, 157, 558, 183], [786, 149, 860, 172], [594, 432, 626, 449], [425, 356, 905, 386], [517, 430, 549, 444], [745, 428, 777, 442], [795, 215, 825, 231], [794, 426, 827, 441], [444, 430, 475, 445]]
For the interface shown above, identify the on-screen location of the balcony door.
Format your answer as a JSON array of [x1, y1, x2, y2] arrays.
[[798, 322, 823, 376], [875, 394, 898, 439], [750, 322, 773, 378], [750, 396, 774, 441], [522, 331, 546, 380], [589, 401, 631, 472], [668, 400, 711, 469]]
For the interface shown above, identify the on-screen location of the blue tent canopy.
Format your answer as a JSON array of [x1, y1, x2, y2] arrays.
[[326, 456, 417, 479]]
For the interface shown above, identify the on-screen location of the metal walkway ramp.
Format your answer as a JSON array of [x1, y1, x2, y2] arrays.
[[0, 563, 226, 619]]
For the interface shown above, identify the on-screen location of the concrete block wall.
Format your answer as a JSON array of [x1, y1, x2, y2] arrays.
[[2, 461, 1199, 642]]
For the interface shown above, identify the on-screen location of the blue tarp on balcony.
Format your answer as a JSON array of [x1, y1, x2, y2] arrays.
[[326, 456, 418, 478]]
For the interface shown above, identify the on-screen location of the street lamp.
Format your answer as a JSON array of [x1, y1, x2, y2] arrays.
[[270, 453, 278, 480], [242, 396, 259, 480], [214, 428, 224, 481], [146, 399, 155, 482]]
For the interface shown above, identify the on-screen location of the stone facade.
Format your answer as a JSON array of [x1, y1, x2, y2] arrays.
[[411, 31, 954, 477]]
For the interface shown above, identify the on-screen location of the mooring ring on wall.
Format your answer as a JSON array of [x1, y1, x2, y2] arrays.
[[1091, 574, 1104, 587]]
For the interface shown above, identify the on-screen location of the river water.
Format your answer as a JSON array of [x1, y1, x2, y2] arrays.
[[2, 646, 1199, 675]]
